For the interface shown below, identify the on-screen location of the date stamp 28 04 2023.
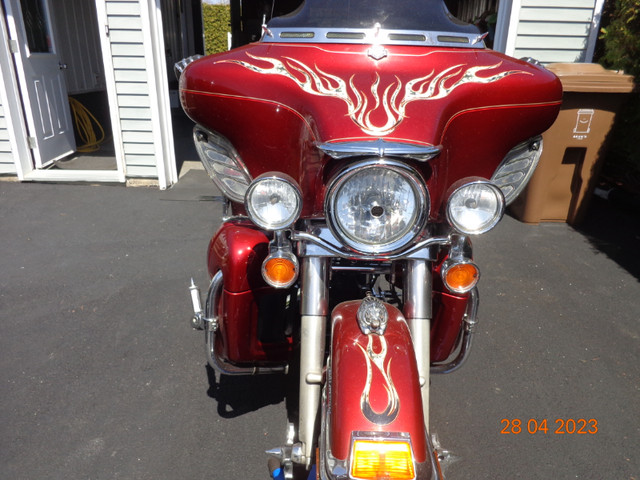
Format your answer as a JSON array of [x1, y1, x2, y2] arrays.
[[500, 418, 598, 435]]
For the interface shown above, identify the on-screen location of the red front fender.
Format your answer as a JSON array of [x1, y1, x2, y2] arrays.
[[327, 300, 429, 466]]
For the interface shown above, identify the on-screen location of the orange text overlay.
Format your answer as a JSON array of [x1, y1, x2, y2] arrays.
[[500, 418, 598, 435]]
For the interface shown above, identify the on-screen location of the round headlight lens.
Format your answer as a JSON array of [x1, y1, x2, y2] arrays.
[[447, 181, 505, 234], [245, 175, 302, 230], [327, 162, 428, 253]]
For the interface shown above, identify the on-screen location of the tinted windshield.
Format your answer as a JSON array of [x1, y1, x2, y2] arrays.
[[268, 0, 478, 33]]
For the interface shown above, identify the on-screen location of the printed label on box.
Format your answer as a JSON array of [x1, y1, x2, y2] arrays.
[[573, 109, 594, 140]]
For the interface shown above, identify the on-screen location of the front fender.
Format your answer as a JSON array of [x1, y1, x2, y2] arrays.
[[327, 300, 429, 467]]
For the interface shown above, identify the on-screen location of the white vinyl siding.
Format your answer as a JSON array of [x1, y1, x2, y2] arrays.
[[105, 0, 157, 178], [0, 103, 16, 174], [512, 0, 602, 64]]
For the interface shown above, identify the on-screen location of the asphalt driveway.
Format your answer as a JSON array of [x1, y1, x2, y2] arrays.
[[1, 173, 638, 479]]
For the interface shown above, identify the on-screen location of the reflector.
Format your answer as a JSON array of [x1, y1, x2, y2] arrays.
[[351, 440, 415, 480]]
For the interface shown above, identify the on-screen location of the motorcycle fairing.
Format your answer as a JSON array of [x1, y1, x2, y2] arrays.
[[180, 44, 562, 217], [327, 300, 427, 464], [182, 44, 560, 143]]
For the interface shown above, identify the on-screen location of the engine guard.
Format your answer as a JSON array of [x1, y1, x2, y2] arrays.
[[208, 220, 294, 366], [320, 299, 442, 479]]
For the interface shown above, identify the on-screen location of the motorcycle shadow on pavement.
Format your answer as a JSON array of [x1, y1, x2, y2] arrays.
[[205, 365, 290, 418], [573, 195, 640, 281]]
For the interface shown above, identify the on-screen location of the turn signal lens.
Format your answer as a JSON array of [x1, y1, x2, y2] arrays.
[[442, 261, 480, 294], [262, 255, 298, 288], [351, 440, 415, 480]]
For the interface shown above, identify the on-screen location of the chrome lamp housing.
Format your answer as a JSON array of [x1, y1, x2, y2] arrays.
[[325, 159, 430, 254], [245, 173, 303, 231], [446, 179, 505, 235]]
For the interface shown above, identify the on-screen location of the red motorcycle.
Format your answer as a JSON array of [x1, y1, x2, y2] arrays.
[[180, 1, 561, 478]]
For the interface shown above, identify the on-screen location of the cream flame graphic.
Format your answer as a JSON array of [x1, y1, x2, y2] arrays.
[[222, 53, 529, 136], [357, 335, 400, 425]]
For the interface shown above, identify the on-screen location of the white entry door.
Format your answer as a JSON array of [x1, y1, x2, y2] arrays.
[[4, 0, 75, 168]]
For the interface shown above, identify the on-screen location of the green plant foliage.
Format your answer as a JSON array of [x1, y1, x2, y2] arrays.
[[203, 3, 231, 55], [598, 0, 640, 183], [600, 0, 640, 77]]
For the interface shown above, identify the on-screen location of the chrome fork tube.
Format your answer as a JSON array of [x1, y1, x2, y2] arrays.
[[299, 256, 329, 467], [403, 259, 432, 429]]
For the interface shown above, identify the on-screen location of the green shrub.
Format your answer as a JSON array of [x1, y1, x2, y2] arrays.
[[203, 3, 231, 55], [599, 0, 640, 77], [598, 0, 640, 183]]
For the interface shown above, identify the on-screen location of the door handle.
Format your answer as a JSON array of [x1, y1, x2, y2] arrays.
[[58, 62, 68, 70]]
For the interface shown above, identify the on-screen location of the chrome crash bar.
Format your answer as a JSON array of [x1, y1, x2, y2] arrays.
[[430, 287, 479, 374], [189, 271, 288, 376], [189, 239, 478, 376]]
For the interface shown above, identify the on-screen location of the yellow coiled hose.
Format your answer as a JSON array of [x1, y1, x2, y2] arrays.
[[68, 97, 105, 153]]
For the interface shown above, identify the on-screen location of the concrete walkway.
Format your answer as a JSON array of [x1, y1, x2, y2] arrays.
[[1, 174, 638, 479]]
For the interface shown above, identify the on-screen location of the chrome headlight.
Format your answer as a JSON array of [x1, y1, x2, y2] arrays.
[[193, 127, 252, 203], [245, 173, 302, 230], [491, 136, 542, 206], [446, 180, 505, 235], [326, 160, 429, 254]]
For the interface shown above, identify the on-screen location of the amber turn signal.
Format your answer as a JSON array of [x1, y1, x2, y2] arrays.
[[262, 254, 298, 288], [350, 440, 415, 480], [442, 261, 479, 294]]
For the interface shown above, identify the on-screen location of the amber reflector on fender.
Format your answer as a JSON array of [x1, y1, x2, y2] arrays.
[[443, 262, 479, 293], [350, 440, 415, 480], [262, 256, 298, 288]]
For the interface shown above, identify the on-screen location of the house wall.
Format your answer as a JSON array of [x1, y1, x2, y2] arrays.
[[0, 102, 16, 174], [105, 0, 157, 177], [511, 0, 603, 63], [1, 0, 173, 183]]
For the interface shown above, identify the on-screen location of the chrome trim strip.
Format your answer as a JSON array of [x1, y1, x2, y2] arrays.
[[263, 27, 486, 48], [203, 271, 288, 375], [331, 264, 390, 273], [292, 228, 449, 261], [431, 287, 479, 374], [317, 139, 441, 162]]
